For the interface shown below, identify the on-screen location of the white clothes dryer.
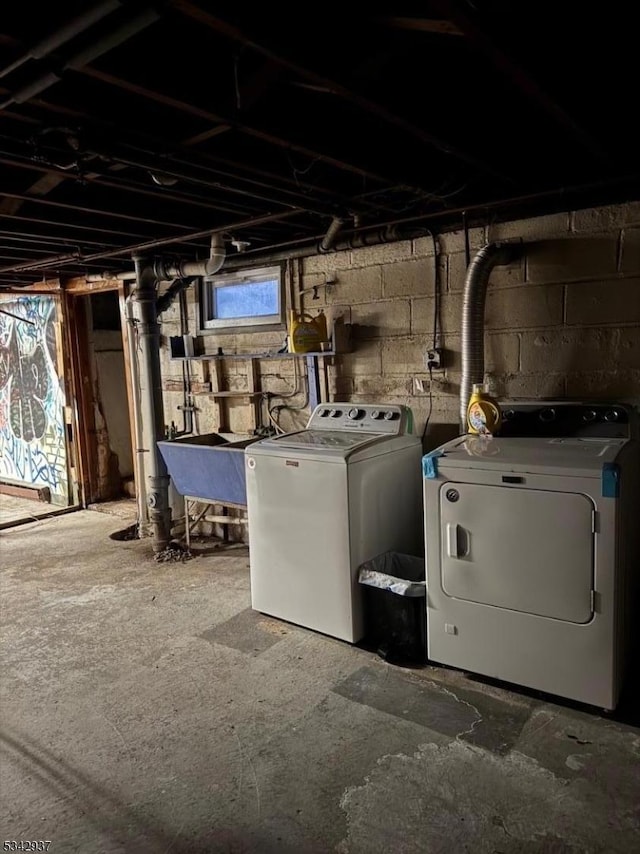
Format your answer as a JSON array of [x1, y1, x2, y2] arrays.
[[423, 402, 639, 710]]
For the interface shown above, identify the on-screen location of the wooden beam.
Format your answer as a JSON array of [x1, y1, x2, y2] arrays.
[[171, 0, 511, 184], [378, 17, 463, 36], [79, 65, 395, 185], [430, 0, 609, 164]]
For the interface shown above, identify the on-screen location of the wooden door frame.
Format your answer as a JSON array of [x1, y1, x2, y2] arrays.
[[63, 278, 137, 506]]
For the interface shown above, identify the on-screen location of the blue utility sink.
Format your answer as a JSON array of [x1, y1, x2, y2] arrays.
[[158, 434, 259, 506]]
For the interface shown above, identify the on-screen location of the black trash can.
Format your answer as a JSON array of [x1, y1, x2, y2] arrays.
[[358, 551, 427, 665]]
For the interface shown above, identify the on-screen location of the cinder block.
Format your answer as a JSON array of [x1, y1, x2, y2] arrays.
[[235, 330, 288, 351], [225, 374, 249, 392], [195, 404, 219, 436], [348, 393, 411, 406], [341, 340, 382, 375], [434, 226, 486, 255], [520, 328, 640, 373], [499, 372, 566, 399], [444, 332, 519, 375], [565, 278, 640, 325], [382, 259, 434, 298], [448, 252, 467, 293], [411, 293, 463, 335], [565, 370, 640, 398], [486, 333, 521, 373], [448, 253, 525, 293], [351, 299, 410, 339], [303, 250, 353, 275], [349, 240, 413, 268], [298, 273, 330, 306], [381, 336, 431, 374], [621, 228, 640, 274], [526, 237, 618, 283], [354, 375, 413, 397], [328, 376, 354, 397], [326, 265, 382, 304], [227, 401, 258, 434], [258, 358, 296, 378], [487, 212, 570, 242], [486, 284, 564, 329], [412, 236, 436, 257], [489, 259, 526, 289], [261, 373, 297, 394], [571, 203, 640, 233]]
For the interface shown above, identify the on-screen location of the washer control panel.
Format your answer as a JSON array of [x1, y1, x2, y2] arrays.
[[308, 403, 409, 434]]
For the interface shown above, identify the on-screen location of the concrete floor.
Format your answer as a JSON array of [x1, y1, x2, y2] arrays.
[[0, 493, 58, 527], [1, 511, 639, 853]]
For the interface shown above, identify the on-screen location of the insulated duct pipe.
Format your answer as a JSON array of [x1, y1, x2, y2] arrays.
[[319, 216, 344, 252], [460, 241, 521, 428]]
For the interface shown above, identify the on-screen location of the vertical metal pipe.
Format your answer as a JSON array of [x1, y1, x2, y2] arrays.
[[131, 255, 171, 552], [124, 292, 149, 533]]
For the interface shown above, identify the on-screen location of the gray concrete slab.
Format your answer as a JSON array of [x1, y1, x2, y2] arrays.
[[1, 510, 639, 852], [0, 493, 53, 526]]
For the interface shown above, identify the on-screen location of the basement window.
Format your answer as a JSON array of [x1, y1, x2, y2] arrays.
[[200, 265, 285, 332]]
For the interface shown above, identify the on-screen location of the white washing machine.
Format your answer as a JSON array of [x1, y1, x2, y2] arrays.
[[423, 402, 639, 710], [246, 403, 422, 642]]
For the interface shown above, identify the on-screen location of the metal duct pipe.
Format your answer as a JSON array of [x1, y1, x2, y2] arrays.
[[220, 222, 429, 270], [130, 255, 171, 553], [0, 5, 161, 109], [460, 241, 521, 428], [157, 233, 226, 280], [0, 0, 122, 80], [319, 216, 344, 252]]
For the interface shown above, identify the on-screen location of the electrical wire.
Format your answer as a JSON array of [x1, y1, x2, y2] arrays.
[[421, 366, 434, 442], [430, 231, 441, 350], [423, 229, 440, 442]]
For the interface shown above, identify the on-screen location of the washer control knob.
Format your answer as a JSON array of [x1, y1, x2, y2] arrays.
[[539, 407, 556, 423], [604, 409, 621, 422], [503, 409, 516, 422], [329, 408, 341, 418], [383, 410, 396, 421], [371, 409, 383, 420], [319, 408, 330, 417], [582, 409, 597, 422], [348, 408, 362, 420]]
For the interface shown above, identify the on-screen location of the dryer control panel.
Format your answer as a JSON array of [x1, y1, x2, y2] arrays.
[[307, 403, 411, 434], [498, 401, 633, 439]]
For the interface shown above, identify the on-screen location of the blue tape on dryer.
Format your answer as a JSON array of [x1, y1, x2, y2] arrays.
[[422, 450, 444, 479], [602, 463, 620, 498]]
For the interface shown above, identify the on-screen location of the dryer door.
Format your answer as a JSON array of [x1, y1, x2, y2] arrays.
[[439, 483, 594, 623]]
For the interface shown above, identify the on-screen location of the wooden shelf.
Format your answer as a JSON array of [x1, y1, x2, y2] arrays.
[[209, 391, 262, 398], [170, 351, 335, 361]]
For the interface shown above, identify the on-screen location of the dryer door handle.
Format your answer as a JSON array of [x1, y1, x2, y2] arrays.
[[446, 523, 460, 558]]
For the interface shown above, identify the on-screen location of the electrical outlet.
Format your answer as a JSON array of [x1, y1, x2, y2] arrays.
[[426, 348, 444, 371]]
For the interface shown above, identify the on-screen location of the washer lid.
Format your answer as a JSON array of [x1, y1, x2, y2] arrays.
[[431, 435, 627, 476], [263, 429, 381, 451]]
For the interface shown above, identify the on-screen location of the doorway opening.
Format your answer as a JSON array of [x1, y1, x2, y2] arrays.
[[70, 288, 136, 507]]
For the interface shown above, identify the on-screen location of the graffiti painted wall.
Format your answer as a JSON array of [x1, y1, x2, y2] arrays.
[[0, 295, 69, 503]]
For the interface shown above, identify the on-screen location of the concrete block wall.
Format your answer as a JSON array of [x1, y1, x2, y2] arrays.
[[158, 202, 640, 445]]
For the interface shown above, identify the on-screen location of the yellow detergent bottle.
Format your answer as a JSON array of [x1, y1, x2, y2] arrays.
[[466, 383, 502, 435], [288, 310, 327, 353]]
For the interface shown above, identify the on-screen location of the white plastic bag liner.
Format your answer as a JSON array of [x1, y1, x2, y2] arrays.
[[358, 568, 425, 597], [358, 552, 426, 598]]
